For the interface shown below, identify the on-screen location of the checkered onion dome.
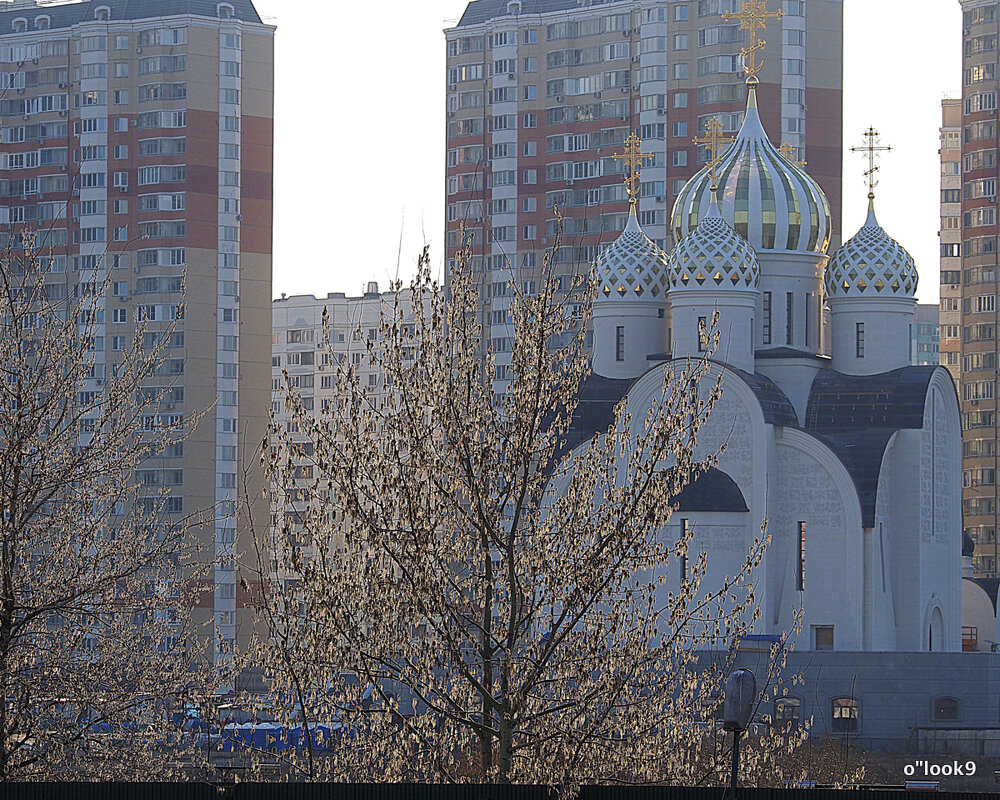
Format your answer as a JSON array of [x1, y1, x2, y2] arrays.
[[667, 193, 760, 291], [595, 204, 670, 301], [826, 199, 918, 298]]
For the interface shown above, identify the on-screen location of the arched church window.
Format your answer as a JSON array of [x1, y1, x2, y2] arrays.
[[507, 0, 522, 13], [774, 697, 801, 729], [94, 6, 111, 21], [12, 18, 27, 33], [933, 697, 959, 721], [831, 697, 859, 733], [928, 606, 944, 652]]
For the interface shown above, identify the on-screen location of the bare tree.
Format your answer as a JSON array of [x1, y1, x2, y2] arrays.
[[251, 232, 793, 787], [0, 232, 211, 780]]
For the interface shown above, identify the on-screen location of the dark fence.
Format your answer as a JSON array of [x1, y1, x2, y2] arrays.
[[4, 785, 1000, 800]]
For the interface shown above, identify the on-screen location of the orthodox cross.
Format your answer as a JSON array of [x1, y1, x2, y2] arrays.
[[779, 141, 807, 167], [721, 0, 784, 84], [612, 133, 653, 202], [850, 126, 892, 198], [692, 117, 734, 186]]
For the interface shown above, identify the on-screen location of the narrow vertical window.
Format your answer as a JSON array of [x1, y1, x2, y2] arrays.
[[804, 292, 812, 347], [856, 322, 865, 358], [786, 292, 794, 346], [796, 521, 806, 591], [697, 316, 706, 352], [762, 291, 772, 344], [680, 519, 689, 584], [615, 325, 625, 361]]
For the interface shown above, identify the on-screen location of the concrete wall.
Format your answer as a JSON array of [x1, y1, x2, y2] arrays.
[[719, 650, 1000, 752]]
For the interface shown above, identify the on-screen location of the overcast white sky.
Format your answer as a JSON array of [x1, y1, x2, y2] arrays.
[[254, 0, 961, 305]]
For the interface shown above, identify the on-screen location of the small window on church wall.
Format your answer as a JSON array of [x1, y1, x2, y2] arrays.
[[680, 519, 689, 584], [615, 326, 625, 361], [698, 316, 706, 352], [796, 521, 806, 590], [774, 697, 801, 728], [856, 323, 865, 358], [813, 625, 833, 651], [762, 292, 772, 344], [933, 697, 959, 721], [832, 697, 859, 733], [804, 292, 812, 348]]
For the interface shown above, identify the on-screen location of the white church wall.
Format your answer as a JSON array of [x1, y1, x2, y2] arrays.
[[870, 449, 900, 651], [829, 296, 915, 375], [550, 362, 774, 640], [883, 370, 962, 652], [769, 428, 864, 650], [592, 301, 668, 379], [669, 293, 757, 373], [753, 251, 828, 356]]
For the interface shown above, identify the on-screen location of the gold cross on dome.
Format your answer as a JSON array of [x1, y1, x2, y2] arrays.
[[612, 133, 653, 202], [722, 0, 784, 84], [692, 117, 734, 186], [779, 141, 807, 167], [850, 126, 892, 198]]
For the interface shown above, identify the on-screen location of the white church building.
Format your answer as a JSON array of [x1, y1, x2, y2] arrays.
[[552, 78, 962, 660]]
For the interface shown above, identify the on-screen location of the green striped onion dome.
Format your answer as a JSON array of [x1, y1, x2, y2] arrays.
[[826, 198, 918, 298], [672, 87, 832, 255], [595, 202, 670, 301], [667, 191, 759, 291]]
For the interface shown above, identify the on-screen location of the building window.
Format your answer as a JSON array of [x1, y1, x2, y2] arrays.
[[831, 697, 859, 733], [616, 326, 625, 361], [786, 292, 794, 346], [933, 697, 959, 721], [762, 291, 771, 344], [856, 322, 865, 358], [680, 519, 689, 584], [813, 625, 834, 651], [774, 697, 801, 728], [804, 292, 811, 347], [796, 521, 805, 590]]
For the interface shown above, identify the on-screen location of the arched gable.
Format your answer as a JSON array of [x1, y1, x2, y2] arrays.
[[768, 428, 864, 649]]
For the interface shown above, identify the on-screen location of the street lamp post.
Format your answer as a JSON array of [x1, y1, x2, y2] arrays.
[[723, 669, 757, 800]]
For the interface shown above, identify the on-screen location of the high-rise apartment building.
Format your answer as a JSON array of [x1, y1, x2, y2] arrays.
[[940, 98, 962, 385], [960, 0, 1000, 576], [912, 304, 940, 366], [0, 0, 274, 657], [271, 285, 422, 569], [445, 0, 842, 386]]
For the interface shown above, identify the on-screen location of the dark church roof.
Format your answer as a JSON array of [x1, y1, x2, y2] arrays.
[[964, 531, 976, 558], [804, 367, 939, 528], [0, 0, 264, 27], [557, 372, 639, 461], [728, 367, 799, 427], [805, 366, 937, 432], [672, 467, 749, 513]]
